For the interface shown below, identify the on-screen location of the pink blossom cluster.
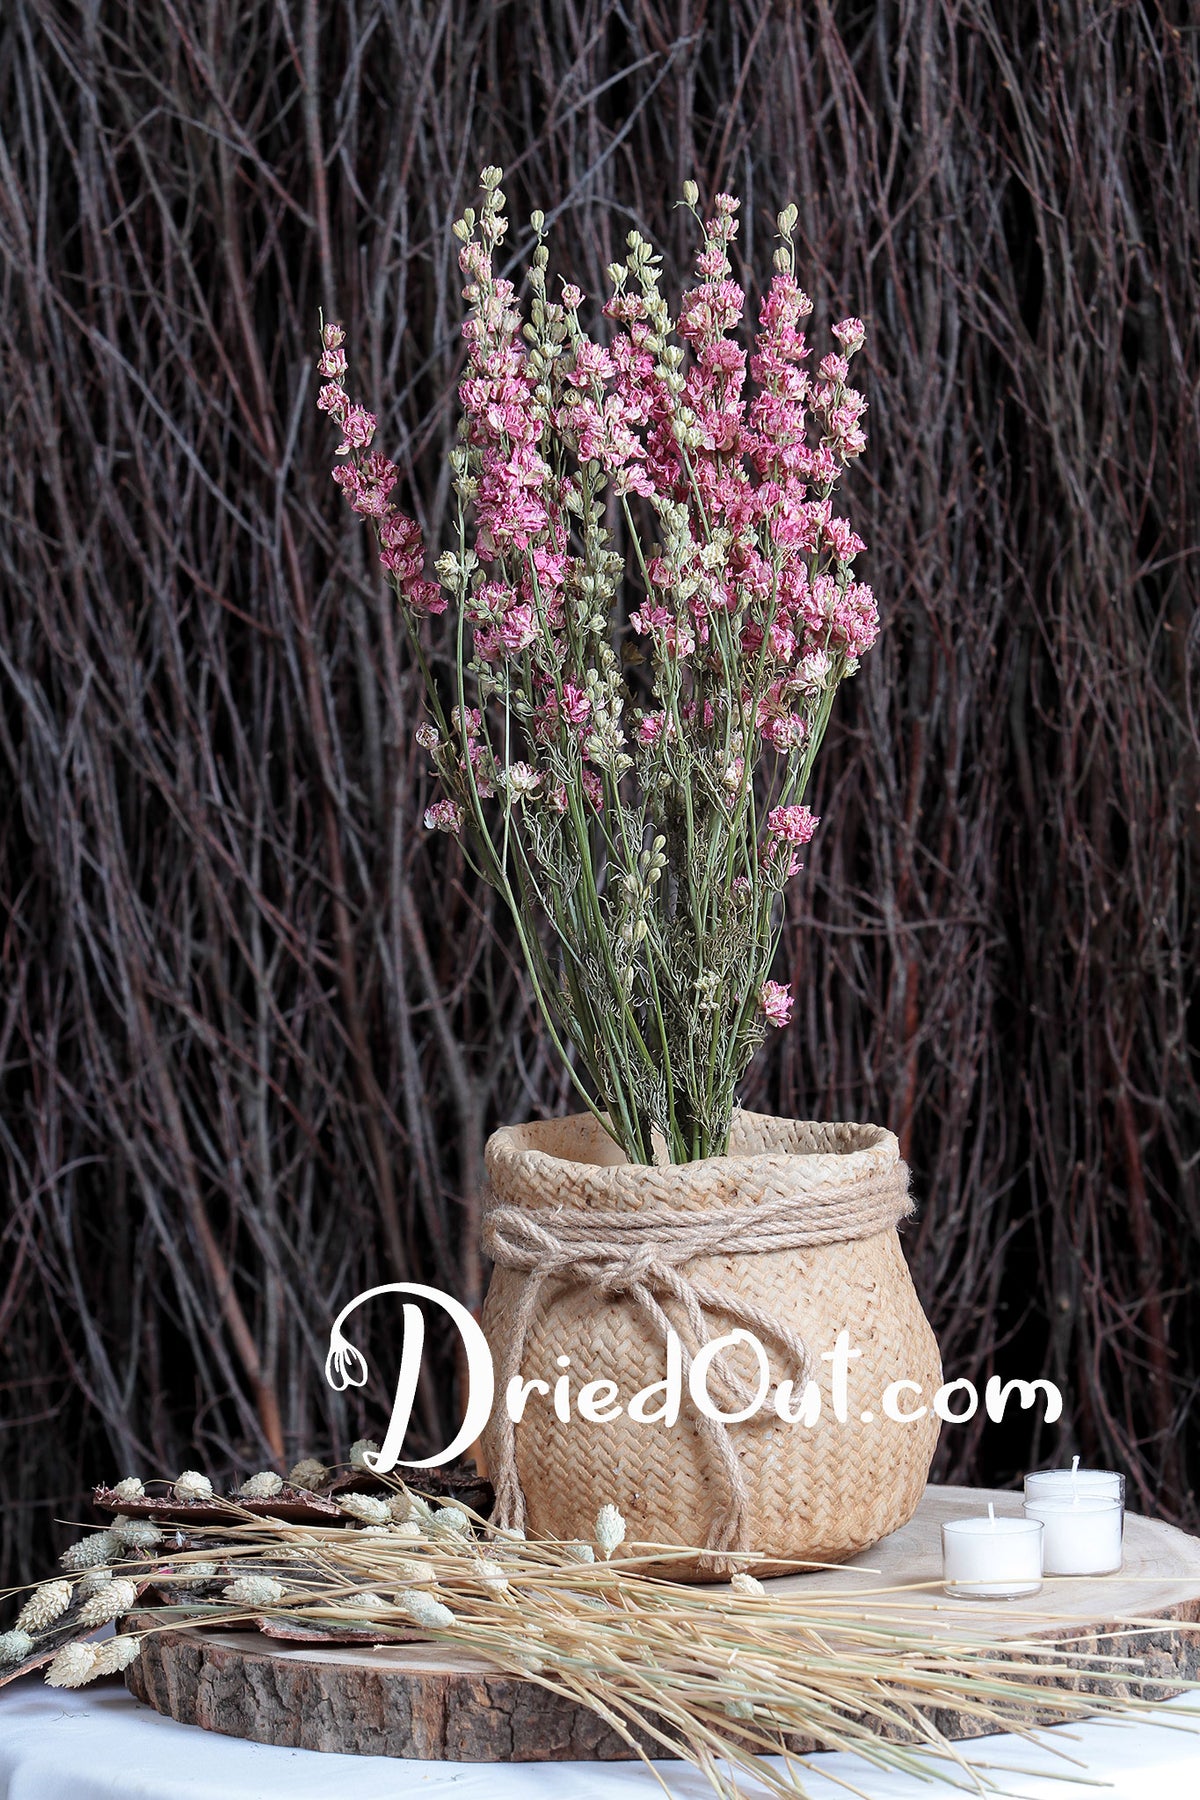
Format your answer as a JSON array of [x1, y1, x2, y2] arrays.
[[766, 802, 820, 877], [316, 323, 445, 617], [312, 174, 883, 1150], [759, 980, 794, 1029], [549, 195, 875, 756]]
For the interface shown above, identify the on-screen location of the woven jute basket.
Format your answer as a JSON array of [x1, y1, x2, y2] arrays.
[[480, 1110, 941, 1579]]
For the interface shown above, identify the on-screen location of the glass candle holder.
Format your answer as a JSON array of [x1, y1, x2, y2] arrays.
[[1022, 1494, 1123, 1575], [942, 1511, 1043, 1599], [1023, 1466, 1125, 1507]]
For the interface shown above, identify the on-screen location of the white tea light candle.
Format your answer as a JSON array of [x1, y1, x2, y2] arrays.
[[942, 1505, 1043, 1599], [1022, 1494, 1123, 1575]]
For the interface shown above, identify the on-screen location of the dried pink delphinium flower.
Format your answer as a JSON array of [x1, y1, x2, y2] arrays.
[[317, 172, 876, 1163], [759, 981, 794, 1030]]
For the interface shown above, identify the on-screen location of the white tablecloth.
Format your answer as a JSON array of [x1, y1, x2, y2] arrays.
[[2, 1678, 1200, 1800]]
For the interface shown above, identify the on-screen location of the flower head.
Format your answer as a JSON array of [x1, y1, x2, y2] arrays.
[[503, 761, 541, 799], [831, 316, 866, 355], [730, 1571, 767, 1596], [60, 1530, 121, 1571], [594, 1503, 626, 1559], [766, 804, 819, 847], [16, 1579, 72, 1633], [45, 1642, 100, 1689], [0, 1630, 34, 1665], [92, 1635, 141, 1677], [759, 980, 793, 1029], [239, 1471, 284, 1500], [223, 1575, 286, 1607], [334, 403, 377, 456], [399, 1589, 455, 1629], [77, 1577, 138, 1626], [174, 1470, 213, 1502], [338, 1493, 391, 1525], [111, 1515, 162, 1550], [424, 799, 465, 835], [288, 1458, 331, 1491]]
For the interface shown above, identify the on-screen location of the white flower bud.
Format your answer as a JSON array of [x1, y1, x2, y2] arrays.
[[177, 1561, 218, 1582], [16, 1579, 72, 1632], [77, 1567, 113, 1596], [343, 1590, 387, 1610], [238, 1471, 283, 1500], [0, 1630, 34, 1664], [111, 1477, 145, 1501], [338, 1493, 390, 1525], [174, 1471, 213, 1502], [349, 1439, 380, 1470], [287, 1458, 330, 1491], [390, 1492, 431, 1525], [730, 1572, 765, 1596], [77, 1578, 139, 1626], [433, 1505, 472, 1536], [399, 1590, 455, 1629], [91, 1634, 141, 1676], [222, 1575, 285, 1606], [45, 1641, 100, 1689], [111, 1515, 162, 1550], [594, 1503, 626, 1560], [60, 1531, 121, 1571], [561, 1541, 595, 1564], [682, 179, 699, 207]]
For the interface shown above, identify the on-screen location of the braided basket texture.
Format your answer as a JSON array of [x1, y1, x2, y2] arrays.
[[480, 1110, 941, 1578]]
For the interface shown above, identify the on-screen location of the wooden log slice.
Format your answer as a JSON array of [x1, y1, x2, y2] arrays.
[[126, 1484, 1200, 1761], [126, 1632, 662, 1760]]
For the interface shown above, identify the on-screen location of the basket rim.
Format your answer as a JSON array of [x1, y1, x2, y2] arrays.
[[485, 1108, 901, 1197]]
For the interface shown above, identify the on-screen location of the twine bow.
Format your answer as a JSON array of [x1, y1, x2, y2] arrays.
[[482, 1162, 910, 1567]]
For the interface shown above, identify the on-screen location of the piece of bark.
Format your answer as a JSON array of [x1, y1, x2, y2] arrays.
[[126, 1624, 665, 1760], [91, 1484, 344, 1525]]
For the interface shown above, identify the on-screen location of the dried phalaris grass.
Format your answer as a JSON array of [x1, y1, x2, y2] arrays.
[[5, 1486, 1199, 1797]]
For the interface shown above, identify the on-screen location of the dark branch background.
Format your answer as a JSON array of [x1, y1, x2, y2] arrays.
[[1, 0, 1197, 1586]]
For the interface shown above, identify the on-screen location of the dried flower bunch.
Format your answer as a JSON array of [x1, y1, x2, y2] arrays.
[[318, 170, 876, 1163], [3, 1476, 1196, 1797]]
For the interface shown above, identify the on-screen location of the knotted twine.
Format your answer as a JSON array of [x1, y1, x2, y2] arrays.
[[482, 1156, 911, 1565]]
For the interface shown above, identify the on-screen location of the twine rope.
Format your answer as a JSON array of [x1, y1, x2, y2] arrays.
[[482, 1158, 911, 1566]]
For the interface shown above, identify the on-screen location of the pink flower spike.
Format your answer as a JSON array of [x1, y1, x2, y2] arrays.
[[321, 321, 346, 351], [759, 980, 794, 1029]]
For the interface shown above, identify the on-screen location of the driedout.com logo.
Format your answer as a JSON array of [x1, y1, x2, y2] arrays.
[[324, 1283, 1063, 1474]]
